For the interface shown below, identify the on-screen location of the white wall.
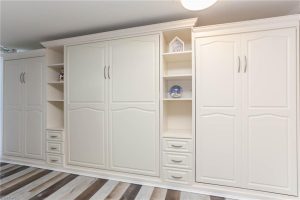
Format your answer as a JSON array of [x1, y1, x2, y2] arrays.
[[0, 56, 3, 157]]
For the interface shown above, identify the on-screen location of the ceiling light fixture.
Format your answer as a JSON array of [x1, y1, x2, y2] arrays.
[[181, 0, 218, 11]]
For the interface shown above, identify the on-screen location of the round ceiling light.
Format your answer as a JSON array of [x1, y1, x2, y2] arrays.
[[181, 0, 218, 11]]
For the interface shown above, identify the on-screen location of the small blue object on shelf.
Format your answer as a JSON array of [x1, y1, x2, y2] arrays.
[[169, 85, 183, 98]]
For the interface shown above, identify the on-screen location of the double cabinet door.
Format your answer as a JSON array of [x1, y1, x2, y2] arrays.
[[66, 34, 159, 176], [3, 57, 45, 160], [195, 28, 297, 195]]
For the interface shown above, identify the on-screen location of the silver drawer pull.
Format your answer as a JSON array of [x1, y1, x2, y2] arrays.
[[171, 144, 183, 148], [171, 159, 183, 163], [50, 135, 57, 138], [50, 147, 57, 150], [50, 159, 58, 162], [171, 175, 182, 179]]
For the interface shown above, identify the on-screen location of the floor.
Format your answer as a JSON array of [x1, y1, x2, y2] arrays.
[[0, 162, 235, 200]]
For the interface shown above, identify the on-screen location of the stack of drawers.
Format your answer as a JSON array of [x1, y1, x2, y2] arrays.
[[162, 138, 193, 183], [46, 130, 64, 166]]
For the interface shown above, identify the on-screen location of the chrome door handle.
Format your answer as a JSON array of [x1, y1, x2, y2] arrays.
[[238, 56, 241, 73], [171, 159, 183, 163], [20, 73, 23, 83], [104, 66, 107, 79], [108, 66, 111, 79], [244, 56, 247, 73], [171, 145, 183, 148], [171, 175, 182, 179], [22, 72, 26, 83]]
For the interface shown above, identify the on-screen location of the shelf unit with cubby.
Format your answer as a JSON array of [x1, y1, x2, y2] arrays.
[[46, 46, 65, 131], [161, 28, 193, 139]]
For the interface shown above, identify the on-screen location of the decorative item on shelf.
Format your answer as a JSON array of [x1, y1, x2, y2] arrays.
[[169, 36, 184, 53], [169, 85, 183, 98], [58, 68, 64, 82]]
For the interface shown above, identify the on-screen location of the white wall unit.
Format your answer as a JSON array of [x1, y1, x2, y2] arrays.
[[195, 27, 298, 195], [66, 42, 107, 169], [3, 52, 45, 160], [108, 35, 159, 176]]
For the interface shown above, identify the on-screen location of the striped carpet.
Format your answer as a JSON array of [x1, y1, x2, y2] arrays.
[[0, 162, 236, 200]]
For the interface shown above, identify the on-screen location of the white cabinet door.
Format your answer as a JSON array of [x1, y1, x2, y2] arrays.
[[242, 28, 297, 195], [195, 35, 243, 187], [3, 60, 24, 157], [108, 35, 159, 176], [24, 57, 45, 160], [66, 42, 107, 169]]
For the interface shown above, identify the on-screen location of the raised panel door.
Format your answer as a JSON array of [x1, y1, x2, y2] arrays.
[[108, 35, 159, 176], [24, 57, 45, 159], [3, 60, 24, 157], [242, 28, 297, 195], [66, 42, 107, 169], [195, 35, 243, 187]]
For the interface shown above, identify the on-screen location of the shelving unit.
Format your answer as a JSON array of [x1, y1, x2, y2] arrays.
[[161, 28, 193, 139], [46, 47, 64, 131]]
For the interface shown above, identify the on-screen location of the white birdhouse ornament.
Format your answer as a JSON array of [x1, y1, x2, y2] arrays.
[[169, 36, 184, 53]]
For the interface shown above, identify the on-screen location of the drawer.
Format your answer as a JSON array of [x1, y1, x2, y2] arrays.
[[162, 138, 192, 153], [46, 154, 63, 165], [47, 131, 64, 141], [46, 142, 64, 154], [162, 168, 193, 184], [163, 152, 192, 169]]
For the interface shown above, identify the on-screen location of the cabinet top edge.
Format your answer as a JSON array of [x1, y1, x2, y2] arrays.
[[2, 49, 46, 61], [41, 18, 198, 48], [193, 14, 300, 36]]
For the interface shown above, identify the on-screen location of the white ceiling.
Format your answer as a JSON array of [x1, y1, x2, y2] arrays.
[[1, 0, 299, 49]]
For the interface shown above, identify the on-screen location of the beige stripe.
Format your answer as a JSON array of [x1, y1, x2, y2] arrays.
[[150, 187, 168, 200], [1, 167, 37, 185], [0, 165, 21, 174], [0, 164, 16, 172], [90, 180, 119, 200], [0, 168, 43, 191], [3, 171, 64, 199], [180, 191, 210, 200], [45, 176, 96, 200], [105, 182, 130, 200], [135, 185, 154, 200]]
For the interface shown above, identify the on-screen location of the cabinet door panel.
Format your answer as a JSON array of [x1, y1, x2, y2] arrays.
[[66, 42, 107, 169], [109, 35, 159, 176], [68, 43, 106, 103], [3, 60, 24, 157], [195, 35, 242, 187], [243, 28, 297, 195], [24, 57, 45, 160], [68, 107, 105, 168], [24, 110, 43, 159]]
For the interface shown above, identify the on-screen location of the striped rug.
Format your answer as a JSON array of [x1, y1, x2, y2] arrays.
[[0, 162, 236, 200]]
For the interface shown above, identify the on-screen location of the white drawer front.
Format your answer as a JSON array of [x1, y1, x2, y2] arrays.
[[163, 152, 192, 169], [163, 168, 193, 184], [47, 131, 64, 141], [47, 154, 63, 165], [47, 142, 63, 154], [162, 139, 192, 153]]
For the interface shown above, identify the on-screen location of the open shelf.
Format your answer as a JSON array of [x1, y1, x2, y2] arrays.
[[163, 129, 192, 139], [164, 79, 192, 99], [47, 101, 64, 130], [162, 28, 192, 53], [163, 74, 192, 80], [163, 98, 192, 101], [48, 63, 64, 68], [163, 51, 192, 62], [46, 46, 64, 130], [162, 101, 192, 138]]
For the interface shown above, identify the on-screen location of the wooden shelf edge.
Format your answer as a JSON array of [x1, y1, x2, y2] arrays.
[[48, 63, 64, 67]]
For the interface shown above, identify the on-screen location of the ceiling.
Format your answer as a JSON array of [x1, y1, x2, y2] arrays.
[[1, 0, 299, 50]]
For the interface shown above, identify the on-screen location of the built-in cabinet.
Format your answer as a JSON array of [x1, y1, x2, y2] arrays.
[[2, 15, 299, 200], [195, 28, 297, 195], [66, 35, 159, 176], [3, 54, 45, 160]]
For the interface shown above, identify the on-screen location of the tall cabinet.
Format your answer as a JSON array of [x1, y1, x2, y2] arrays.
[[195, 28, 297, 195], [66, 34, 159, 176], [3, 51, 45, 160]]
